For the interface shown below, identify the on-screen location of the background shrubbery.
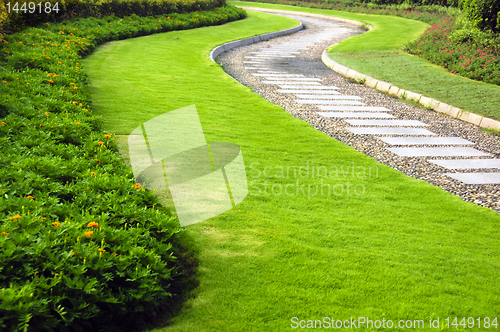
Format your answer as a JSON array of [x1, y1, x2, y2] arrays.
[[405, 15, 500, 85], [0, 4, 246, 331]]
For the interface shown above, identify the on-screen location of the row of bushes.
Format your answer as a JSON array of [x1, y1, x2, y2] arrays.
[[246, 0, 459, 24], [253, 0, 499, 31], [1, 0, 226, 37], [320, 0, 460, 7], [0, 5, 246, 331]]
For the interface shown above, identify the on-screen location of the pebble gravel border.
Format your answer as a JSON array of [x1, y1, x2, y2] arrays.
[[216, 13, 500, 213]]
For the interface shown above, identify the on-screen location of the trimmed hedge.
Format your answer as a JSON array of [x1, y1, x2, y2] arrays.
[[1, 0, 226, 36], [0, 5, 246, 332]]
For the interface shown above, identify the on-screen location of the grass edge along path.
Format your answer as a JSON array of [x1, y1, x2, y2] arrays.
[[82, 10, 500, 332], [232, 1, 500, 122]]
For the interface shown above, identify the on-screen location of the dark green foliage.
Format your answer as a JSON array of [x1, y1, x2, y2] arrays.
[[1, 0, 226, 34], [460, 0, 500, 32], [0, 5, 246, 331]]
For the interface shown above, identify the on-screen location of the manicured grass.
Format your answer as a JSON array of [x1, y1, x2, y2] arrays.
[[82, 10, 500, 332], [233, 1, 500, 121]]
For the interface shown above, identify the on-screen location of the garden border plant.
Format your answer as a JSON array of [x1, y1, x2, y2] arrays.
[[0, 5, 246, 332]]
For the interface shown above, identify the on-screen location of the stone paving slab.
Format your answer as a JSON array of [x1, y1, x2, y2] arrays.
[[277, 89, 340, 94], [264, 78, 322, 81], [378, 137, 474, 145], [296, 100, 365, 105], [445, 173, 500, 184], [295, 95, 361, 100], [387, 147, 489, 157], [295, 93, 350, 97], [278, 86, 339, 89], [318, 106, 392, 112], [265, 81, 322, 85], [347, 127, 436, 135], [252, 74, 305, 77], [318, 112, 395, 118], [429, 159, 500, 169], [345, 119, 428, 126]]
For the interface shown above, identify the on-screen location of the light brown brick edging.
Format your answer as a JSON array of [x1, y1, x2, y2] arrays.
[[237, 6, 500, 131]]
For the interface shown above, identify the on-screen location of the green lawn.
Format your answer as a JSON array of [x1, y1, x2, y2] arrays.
[[82, 10, 500, 332], [233, 1, 500, 121]]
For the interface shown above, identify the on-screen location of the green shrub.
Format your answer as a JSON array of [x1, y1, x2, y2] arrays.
[[0, 5, 246, 331], [460, 0, 500, 32]]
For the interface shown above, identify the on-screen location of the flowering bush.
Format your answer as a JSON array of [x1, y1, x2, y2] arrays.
[[406, 16, 500, 85], [0, 5, 245, 332]]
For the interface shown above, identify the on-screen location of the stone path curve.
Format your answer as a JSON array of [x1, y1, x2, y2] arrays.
[[217, 12, 500, 213]]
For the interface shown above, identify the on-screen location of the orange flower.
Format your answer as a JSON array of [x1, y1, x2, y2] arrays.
[[72, 251, 75, 255], [90, 171, 96, 176], [98, 141, 104, 146], [49, 79, 54, 84], [58, 61, 62, 64], [133, 183, 141, 189], [52, 222, 60, 227], [1, 232, 10, 236], [2, 81, 7, 84], [70, 82, 75, 85], [72, 101, 78, 105], [54, 74, 59, 77], [75, 122, 80, 125], [84, 231, 93, 237], [26, 195, 34, 200], [98, 248, 105, 253], [26, 83, 30, 85], [9, 215, 21, 220], [87, 222, 98, 228], [104, 134, 111, 138], [1, 122, 6, 125], [73, 87, 77, 90], [95, 159, 99, 162]]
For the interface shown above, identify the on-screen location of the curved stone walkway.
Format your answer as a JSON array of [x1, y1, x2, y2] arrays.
[[216, 12, 500, 213]]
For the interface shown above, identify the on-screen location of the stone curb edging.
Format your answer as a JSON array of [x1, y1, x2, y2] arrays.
[[209, 12, 303, 62], [235, 6, 500, 131], [321, 50, 500, 131]]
